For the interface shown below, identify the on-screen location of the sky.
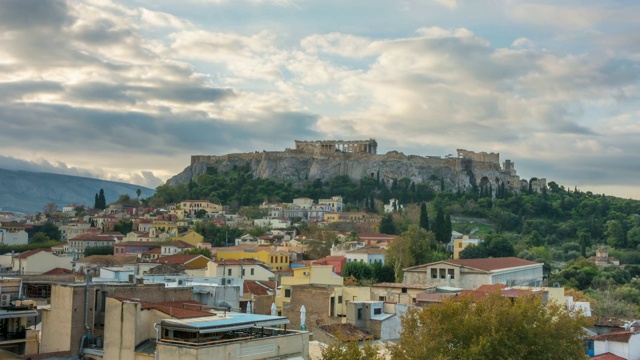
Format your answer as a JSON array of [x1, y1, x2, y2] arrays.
[[1, 0, 639, 198]]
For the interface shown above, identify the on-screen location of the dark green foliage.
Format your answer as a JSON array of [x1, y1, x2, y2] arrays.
[[97, 189, 107, 209], [34, 221, 61, 241], [379, 214, 398, 235], [343, 261, 395, 284], [114, 220, 133, 234], [181, 247, 213, 259], [419, 203, 429, 230], [84, 246, 114, 257], [0, 241, 62, 255], [433, 207, 448, 242], [459, 244, 488, 259]]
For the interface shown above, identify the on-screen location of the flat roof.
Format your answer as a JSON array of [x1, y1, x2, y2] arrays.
[[161, 313, 290, 333]]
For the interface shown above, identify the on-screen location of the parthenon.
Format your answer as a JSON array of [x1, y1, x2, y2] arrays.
[[294, 139, 378, 154]]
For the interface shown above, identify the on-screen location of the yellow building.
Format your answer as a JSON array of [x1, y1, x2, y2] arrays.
[[152, 220, 179, 234], [324, 213, 341, 223], [179, 200, 223, 215], [216, 245, 291, 271], [277, 265, 370, 319], [453, 236, 484, 259], [174, 229, 204, 246]]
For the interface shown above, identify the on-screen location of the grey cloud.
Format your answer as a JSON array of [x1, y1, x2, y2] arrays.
[[0, 81, 63, 101], [0, 0, 70, 31]]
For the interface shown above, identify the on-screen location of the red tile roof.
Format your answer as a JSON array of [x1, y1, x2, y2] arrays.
[[115, 298, 213, 319], [591, 331, 634, 343], [243, 280, 275, 296], [149, 254, 207, 265], [590, 353, 626, 360], [475, 284, 507, 293], [42, 267, 73, 275], [14, 248, 52, 259], [441, 257, 540, 271]]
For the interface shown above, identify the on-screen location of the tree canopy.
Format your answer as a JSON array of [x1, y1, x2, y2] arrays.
[[390, 291, 591, 360]]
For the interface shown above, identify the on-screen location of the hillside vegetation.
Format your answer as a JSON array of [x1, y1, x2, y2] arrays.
[[154, 165, 640, 317]]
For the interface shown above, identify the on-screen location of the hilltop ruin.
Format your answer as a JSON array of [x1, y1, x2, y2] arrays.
[[173, 140, 545, 193]]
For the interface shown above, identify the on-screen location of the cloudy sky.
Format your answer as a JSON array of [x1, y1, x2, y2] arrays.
[[1, 0, 639, 198]]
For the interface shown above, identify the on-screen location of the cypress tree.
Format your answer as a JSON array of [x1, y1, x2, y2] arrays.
[[94, 193, 99, 209], [98, 189, 106, 209], [434, 207, 446, 242], [444, 214, 452, 243], [420, 203, 429, 230]]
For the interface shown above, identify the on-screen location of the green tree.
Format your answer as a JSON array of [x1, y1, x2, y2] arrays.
[[84, 246, 114, 257], [379, 214, 398, 235], [343, 262, 373, 282], [606, 220, 625, 248], [389, 291, 591, 360], [30, 232, 50, 244], [459, 244, 488, 259], [419, 203, 429, 230], [321, 334, 385, 360], [136, 188, 142, 199], [40, 221, 61, 241], [433, 207, 447, 242], [181, 247, 213, 259], [114, 220, 133, 235]]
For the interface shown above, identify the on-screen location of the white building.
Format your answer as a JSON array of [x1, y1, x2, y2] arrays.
[[319, 196, 344, 212], [403, 257, 544, 290], [346, 247, 386, 265], [589, 328, 640, 360], [0, 230, 28, 246], [384, 198, 403, 213]]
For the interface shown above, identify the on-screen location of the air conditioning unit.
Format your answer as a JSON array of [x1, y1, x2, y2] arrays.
[[177, 280, 184, 285], [0, 294, 10, 307], [303, 271, 308, 276]]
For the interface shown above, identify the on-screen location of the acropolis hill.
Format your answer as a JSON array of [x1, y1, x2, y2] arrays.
[[167, 139, 546, 192]]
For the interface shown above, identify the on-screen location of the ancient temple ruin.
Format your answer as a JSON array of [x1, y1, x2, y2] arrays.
[[294, 139, 378, 154]]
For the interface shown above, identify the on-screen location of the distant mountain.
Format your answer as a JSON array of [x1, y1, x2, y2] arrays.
[[0, 169, 155, 214]]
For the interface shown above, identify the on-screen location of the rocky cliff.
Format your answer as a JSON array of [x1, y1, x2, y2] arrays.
[[167, 150, 524, 191]]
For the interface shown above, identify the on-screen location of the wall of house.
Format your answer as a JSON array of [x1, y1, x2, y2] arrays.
[[0, 230, 28, 246], [156, 331, 309, 360], [282, 285, 341, 330], [40, 285, 79, 353], [490, 266, 543, 286], [21, 252, 73, 275], [104, 299, 138, 360]]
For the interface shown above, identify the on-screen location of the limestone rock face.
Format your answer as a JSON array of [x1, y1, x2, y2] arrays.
[[167, 151, 522, 192]]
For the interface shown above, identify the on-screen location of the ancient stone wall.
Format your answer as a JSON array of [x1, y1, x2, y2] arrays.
[[295, 139, 377, 155], [457, 149, 500, 164]]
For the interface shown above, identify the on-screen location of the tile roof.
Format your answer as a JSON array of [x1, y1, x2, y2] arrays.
[[590, 353, 626, 360], [372, 282, 437, 290], [446, 257, 540, 271], [590, 331, 634, 343], [243, 280, 276, 296], [347, 246, 386, 255], [42, 267, 73, 275], [405, 257, 540, 272], [116, 298, 213, 319], [77, 255, 138, 265], [149, 254, 208, 265], [14, 248, 52, 259]]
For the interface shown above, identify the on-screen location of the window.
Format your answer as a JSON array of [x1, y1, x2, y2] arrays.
[[448, 269, 455, 279], [241, 269, 245, 276], [228, 269, 232, 276], [250, 268, 254, 275], [379, 296, 386, 301], [439, 268, 446, 279], [431, 269, 438, 279], [338, 296, 343, 304], [401, 287, 407, 294], [357, 308, 362, 320], [284, 289, 291, 298], [374, 307, 382, 315], [458, 242, 462, 248]]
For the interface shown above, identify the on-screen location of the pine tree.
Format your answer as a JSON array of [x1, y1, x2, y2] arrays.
[[419, 203, 429, 230]]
